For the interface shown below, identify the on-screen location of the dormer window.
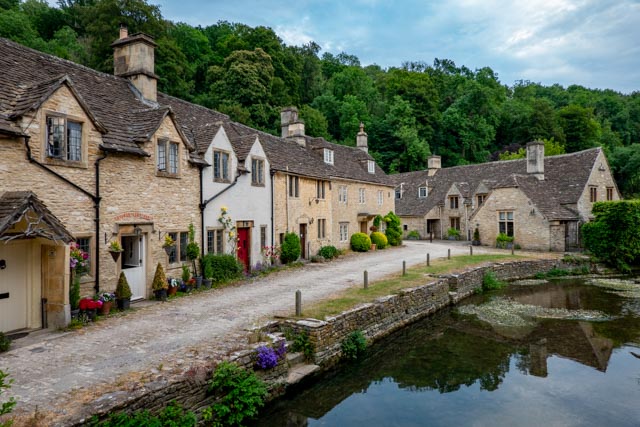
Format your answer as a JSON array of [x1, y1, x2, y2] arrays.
[[46, 116, 82, 162], [367, 160, 375, 174], [157, 139, 179, 177], [213, 150, 230, 182], [418, 187, 427, 198], [324, 148, 334, 165], [395, 189, 402, 199]]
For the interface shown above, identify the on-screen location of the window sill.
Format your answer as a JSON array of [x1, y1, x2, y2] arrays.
[[214, 178, 231, 183], [44, 157, 87, 169], [251, 183, 266, 187], [156, 171, 181, 179]]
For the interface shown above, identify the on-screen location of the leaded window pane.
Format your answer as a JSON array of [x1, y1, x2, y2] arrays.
[[169, 143, 178, 174], [67, 122, 82, 161]]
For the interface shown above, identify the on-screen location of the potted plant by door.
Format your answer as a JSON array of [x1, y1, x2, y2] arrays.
[[115, 272, 132, 310], [162, 234, 175, 256], [202, 253, 213, 289], [167, 278, 179, 296], [108, 240, 123, 262], [98, 292, 115, 315], [186, 223, 202, 288], [447, 227, 461, 241], [181, 265, 192, 292], [152, 262, 168, 302], [472, 228, 481, 246]]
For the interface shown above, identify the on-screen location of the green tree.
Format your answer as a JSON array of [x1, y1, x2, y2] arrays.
[[557, 104, 601, 152], [299, 105, 330, 139]]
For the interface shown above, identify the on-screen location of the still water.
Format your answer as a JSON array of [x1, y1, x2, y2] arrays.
[[257, 278, 640, 426]]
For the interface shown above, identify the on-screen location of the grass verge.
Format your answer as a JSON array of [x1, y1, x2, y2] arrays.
[[298, 254, 522, 320]]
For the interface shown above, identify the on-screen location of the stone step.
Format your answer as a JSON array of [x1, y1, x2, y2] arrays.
[[286, 351, 306, 366], [287, 363, 320, 385]]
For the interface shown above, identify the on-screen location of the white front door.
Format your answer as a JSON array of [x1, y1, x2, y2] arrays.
[[0, 241, 28, 333], [121, 235, 145, 300]]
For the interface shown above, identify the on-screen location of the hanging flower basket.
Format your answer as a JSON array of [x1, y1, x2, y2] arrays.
[[163, 245, 174, 256], [109, 250, 122, 262]]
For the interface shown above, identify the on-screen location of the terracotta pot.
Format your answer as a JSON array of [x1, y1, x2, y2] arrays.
[[100, 301, 112, 315], [167, 286, 178, 296]]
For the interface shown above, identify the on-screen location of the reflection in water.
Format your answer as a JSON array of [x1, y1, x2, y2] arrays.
[[257, 279, 640, 427]]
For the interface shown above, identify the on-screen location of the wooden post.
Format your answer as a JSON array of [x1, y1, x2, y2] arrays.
[[470, 245, 473, 256], [448, 249, 451, 260], [402, 260, 406, 276], [364, 270, 368, 289], [511, 244, 515, 255], [426, 253, 430, 267], [295, 290, 302, 316]]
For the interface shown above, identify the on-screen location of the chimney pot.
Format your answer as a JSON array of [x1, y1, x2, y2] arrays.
[[427, 155, 441, 176], [357, 122, 368, 153], [119, 24, 128, 40]]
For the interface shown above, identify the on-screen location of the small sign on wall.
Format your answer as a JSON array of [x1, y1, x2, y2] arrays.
[[48, 249, 57, 258]]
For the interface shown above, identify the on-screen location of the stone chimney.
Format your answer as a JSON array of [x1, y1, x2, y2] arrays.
[[356, 122, 368, 153], [112, 24, 158, 102], [526, 140, 545, 180], [427, 155, 441, 176], [280, 107, 306, 147]]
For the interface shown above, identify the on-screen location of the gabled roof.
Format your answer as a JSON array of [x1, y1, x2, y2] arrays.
[[0, 191, 73, 243], [0, 38, 189, 155], [390, 148, 601, 220]]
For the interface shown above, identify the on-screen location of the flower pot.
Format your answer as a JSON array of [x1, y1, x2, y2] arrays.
[[100, 301, 112, 315], [70, 308, 80, 320], [163, 246, 174, 256], [109, 250, 122, 262], [370, 243, 377, 251], [472, 240, 481, 246], [194, 276, 203, 289], [154, 288, 168, 302], [167, 286, 178, 296], [202, 279, 212, 289], [84, 308, 97, 322], [116, 298, 130, 310], [184, 284, 193, 293]]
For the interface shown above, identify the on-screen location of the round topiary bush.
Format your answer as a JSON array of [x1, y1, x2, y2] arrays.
[[370, 231, 388, 249], [350, 232, 371, 252], [280, 232, 301, 264], [318, 245, 338, 259]]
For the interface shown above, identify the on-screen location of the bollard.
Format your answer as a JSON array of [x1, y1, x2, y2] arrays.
[[295, 290, 302, 316], [403, 260, 406, 276], [448, 248, 451, 260], [427, 253, 430, 267], [511, 244, 515, 255], [364, 270, 369, 289], [430, 232, 433, 243], [470, 245, 473, 256]]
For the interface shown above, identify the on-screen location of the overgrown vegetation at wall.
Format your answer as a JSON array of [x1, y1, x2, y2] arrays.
[[2, 1, 640, 195], [201, 253, 244, 282], [341, 330, 367, 360], [582, 200, 640, 272], [89, 401, 196, 426], [0, 369, 16, 427]]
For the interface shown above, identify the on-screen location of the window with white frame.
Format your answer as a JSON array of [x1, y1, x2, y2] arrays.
[[46, 116, 82, 162], [498, 211, 514, 237], [358, 188, 365, 204], [367, 160, 375, 174], [418, 187, 427, 198], [288, 175, 299, 197], [339, 185, 348, 204], [324, 148, 334, 165], [213, 150, 230, 181], [316, 180, 326, 199], [377, 190, 383, 206], [339, 222, 349, 242], [157, 139, 179, 175], [317, 218, 326, 238], [251, 158, 264, 186]]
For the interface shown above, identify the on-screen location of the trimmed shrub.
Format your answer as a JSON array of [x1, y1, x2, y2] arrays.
[[406, 230, 420, 240], [341, 330, 367, 360], [151, 263, 168, 291], [447, 227, 461, 239], [384, 211, 403, 246], [115, 272, 132, 299], [205, 362, 268, 427], [350, 232, 371, 252], [370, 231, 388, 248], [318, 245, 338, 259], [582, 200, 640, 272], [496, 232, 514, 248], [202, 253, 243, 283], [202, 254, 214, 280], [280, 232, 301, 264]]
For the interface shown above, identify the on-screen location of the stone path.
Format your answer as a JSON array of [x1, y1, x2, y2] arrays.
[[0, 241, 504, 423]]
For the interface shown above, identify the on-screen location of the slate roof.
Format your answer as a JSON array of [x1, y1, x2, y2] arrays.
[[0, 36, 392, 186], [390, 148, 601, 220], [0, 191, 73, 243]]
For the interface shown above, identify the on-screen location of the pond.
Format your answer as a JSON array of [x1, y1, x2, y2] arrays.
[[256, 277, 640, 427]]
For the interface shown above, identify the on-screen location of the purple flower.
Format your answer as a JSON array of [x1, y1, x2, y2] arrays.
[[255, 345, 279, 370], [274, 340, 286, 360]]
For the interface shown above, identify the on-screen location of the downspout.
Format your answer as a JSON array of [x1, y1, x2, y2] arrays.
[[199, 166, 205, 258], [94, 152, 107, 293], [270, 169, 276, 246], [199, 172, 243, 253]]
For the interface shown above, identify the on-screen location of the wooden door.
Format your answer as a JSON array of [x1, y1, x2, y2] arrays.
[[237, 227, 250, 271], [0, 241, 28, 333], [121, 235, 145, 300], [299, 224, 307, 259]]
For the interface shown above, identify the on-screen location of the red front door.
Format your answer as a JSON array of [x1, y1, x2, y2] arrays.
[[237, 227, 250, 271]]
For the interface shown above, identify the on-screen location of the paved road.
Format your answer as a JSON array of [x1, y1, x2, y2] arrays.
[[0, 240, 495, 421]]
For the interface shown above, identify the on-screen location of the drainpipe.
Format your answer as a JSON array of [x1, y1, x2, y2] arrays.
[[199, 172, 243, 254], [270, 169, 276, 246], [199, 166, 205, 258], [94, 152, 107, 293]]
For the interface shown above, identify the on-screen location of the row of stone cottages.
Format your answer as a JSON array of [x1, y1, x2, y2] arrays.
[[391, 142, 621, 251], [0, 30, 394, 333]]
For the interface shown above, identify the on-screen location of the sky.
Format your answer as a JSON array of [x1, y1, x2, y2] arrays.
[[152, 0, 640, 93]]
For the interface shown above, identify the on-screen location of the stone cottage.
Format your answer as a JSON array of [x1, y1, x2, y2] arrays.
[[390, 141, 620, 251]]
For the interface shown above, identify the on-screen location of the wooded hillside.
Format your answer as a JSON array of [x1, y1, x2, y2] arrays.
[[2, 0, 639, 197]]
